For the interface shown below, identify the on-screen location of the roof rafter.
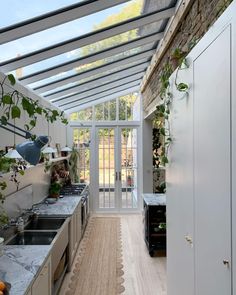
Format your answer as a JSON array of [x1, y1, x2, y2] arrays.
[[33, 50, 154, 93], [19, 31, 163, 84], [54, 73, 144, 106], [0, 7, 175, 71], [63, 81, 140, 110], [44, 62, 149, 100], [0, 0, 130, 45]]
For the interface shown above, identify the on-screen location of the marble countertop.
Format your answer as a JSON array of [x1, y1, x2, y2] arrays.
[[36, 195, 82, 216], [143, 193, 166, 206], [0, 195, 82, 295], [0, 245, 51, 295]]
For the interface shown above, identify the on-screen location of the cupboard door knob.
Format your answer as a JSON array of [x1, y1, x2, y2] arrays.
[[185, 235, 193, 244], [223, 260, 230, 266]]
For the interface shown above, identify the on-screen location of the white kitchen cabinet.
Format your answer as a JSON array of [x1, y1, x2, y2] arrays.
[[31, 256, 51, 295], [68, 201, 81, 269], [193, 25, 231, 295], [167, 60, 194, 295], [167, 2, 235, 294]]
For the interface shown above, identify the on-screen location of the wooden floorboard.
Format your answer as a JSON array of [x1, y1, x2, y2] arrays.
[[59, 213, 167, 295], [120, 214, 167, 295]]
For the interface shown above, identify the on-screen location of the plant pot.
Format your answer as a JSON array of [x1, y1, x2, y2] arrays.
[[49, 193, 59, 199]]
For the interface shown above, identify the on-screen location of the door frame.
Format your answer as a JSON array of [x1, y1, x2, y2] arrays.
[[93, 124, 141, 213]]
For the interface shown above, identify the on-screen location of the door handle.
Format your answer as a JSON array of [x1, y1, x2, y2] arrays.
[[223, 260, 230, 267], [185, 235, 193, 245]]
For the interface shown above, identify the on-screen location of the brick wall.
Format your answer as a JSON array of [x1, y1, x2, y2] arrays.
[[142, 0, 233, 110]]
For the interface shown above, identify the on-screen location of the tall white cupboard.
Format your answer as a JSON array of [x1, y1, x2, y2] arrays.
[[166, 1, 236, 294]]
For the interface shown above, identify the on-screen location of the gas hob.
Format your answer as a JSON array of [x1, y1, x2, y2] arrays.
[[60, 184, 87, 196]]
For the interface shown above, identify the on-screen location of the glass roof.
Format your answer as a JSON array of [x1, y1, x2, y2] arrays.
[[0, 0, 85, 28], [42, 43, 154, 97], [0, 0, 143, 63], [28, 57, 149, 90], [0, 0, 177, 110], [14, 28, 149, 77]]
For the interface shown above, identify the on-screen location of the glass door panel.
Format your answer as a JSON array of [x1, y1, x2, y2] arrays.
[[120, 128, 138, 209], [96, 126, 138, 211], [98, 128, 116, 209]]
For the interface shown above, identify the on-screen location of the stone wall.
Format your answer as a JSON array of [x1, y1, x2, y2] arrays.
[[142, 0, 233, 110]]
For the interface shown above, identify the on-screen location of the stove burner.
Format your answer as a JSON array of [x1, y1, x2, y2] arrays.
[[60, 184, 87, 196]]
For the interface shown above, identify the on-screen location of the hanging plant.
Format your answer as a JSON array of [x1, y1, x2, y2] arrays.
[[69, 146, 80, 183], [154, 48, 190, 166], [0, 74, 68, 136], [0, 74, 69, 226]]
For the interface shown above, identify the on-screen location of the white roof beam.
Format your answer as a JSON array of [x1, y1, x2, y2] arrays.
[[0, 7, 174, 71], [66, 86, 139, 114], [20, 32, 162, 84], [44, 62, 149, 100], [34, 58, 150, 93], [62, 81, 140, 110], [54, 73, 143, 106], [20, 49, 155, 85], [0, 0, 130, 44]]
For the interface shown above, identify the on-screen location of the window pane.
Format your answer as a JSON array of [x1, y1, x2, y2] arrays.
[[1, 0, 144, 63], [94, 99, 116, 121], [1, 0, 84, 28], [78, 108, 92, 121], [28, 56, 149, 91], [119, 93, 139, 121]]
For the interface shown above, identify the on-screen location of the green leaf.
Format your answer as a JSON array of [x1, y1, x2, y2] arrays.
[[11, 105, 21, 119], [29, 119, 36, 127], [160, 128, 166, 136], [35, 107, 42, 115], [7, 74, 16, 86], [161, 155, 169, 165], [24, 124, 29, 131], [61, 118, 68, 125], [2, 95, 13, 105], [0, 116, 8, 125], [19, 170, 25, 176], [52, 110, 59, 117], [177, 83, 189, 92]]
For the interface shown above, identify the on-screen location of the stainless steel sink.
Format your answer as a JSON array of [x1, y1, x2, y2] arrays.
[[24, 217, 66, 230], [6, 231, 57, 245]]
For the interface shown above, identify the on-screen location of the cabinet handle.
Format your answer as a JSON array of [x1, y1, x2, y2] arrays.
[[185, 235, 193, 244], [119, 172, 121, 181], [223, 260, 230, 267], [115, 172, 118, 181]]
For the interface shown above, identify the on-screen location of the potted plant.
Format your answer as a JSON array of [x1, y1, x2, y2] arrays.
[[48, 182, 61, 198]]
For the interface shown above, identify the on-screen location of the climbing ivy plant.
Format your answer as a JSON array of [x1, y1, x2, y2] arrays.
[[154, 48, 190, 166], [0, 74, 69, 226]]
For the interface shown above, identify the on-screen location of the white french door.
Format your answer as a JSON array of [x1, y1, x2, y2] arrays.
[[95, 126, 139, 212]]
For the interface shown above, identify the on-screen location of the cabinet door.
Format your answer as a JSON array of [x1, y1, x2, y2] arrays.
[[69, 213, 77, 264], [32, 256, 51, 295], [193, 26, 231, 295], [76, 202, 82, 245], [167, 60, 194, 295]]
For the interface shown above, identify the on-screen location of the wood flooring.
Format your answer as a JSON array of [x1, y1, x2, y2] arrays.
[[59, 214, 167, 295]]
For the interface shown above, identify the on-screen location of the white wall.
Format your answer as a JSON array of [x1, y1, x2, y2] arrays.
[[0, 72, 68, 205]]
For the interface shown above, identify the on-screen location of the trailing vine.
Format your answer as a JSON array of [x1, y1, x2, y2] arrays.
[[154, 48, 190, 166], [0, 74, 69, 226], [0, 74, 68, 135]]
